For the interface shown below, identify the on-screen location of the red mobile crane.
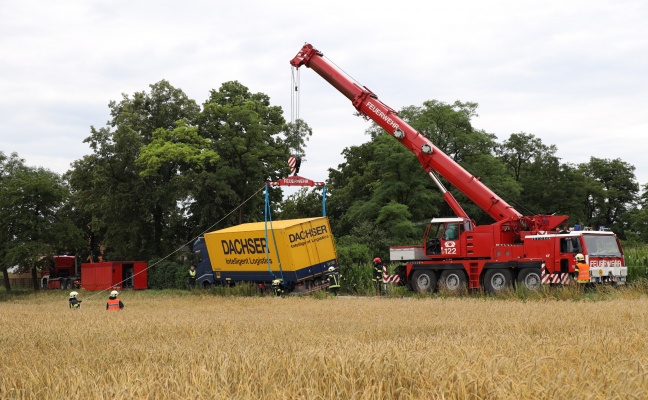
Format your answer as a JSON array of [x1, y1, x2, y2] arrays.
[[291, 43, 628, 293]]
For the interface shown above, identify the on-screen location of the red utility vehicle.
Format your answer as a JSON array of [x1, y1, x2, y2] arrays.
[[291, 43, 628, 293], [41, 255, 80, 290]]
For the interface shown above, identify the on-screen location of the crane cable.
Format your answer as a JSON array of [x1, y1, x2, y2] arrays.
[[291, 67, 299, 124], [263, 184, 285, 284], [289, 67, 303, 160], [80, 185, 267, 302]]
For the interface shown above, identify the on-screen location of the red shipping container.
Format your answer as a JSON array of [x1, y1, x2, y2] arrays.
[[81, 261, 148, 291]]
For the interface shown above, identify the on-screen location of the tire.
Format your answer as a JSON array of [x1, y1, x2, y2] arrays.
[[483, 269, 512, 294], [516, 268, 542, 291], [438, 270, 467, 293], [202, 281, 212, 289], [410, 270, 436, 293], [60, 280, 67, 290]]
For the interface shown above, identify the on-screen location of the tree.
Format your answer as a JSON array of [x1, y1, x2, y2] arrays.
[[578, 157, 638, 232], [495, 132, 582, 218], [197, 81, 291, 229], [497, 133, 557, 181], [67, 80, 201, 260], [396, 100, 492, 163], [136, 119, 220, 245], [623, 183, 648, 243], [283, 118, 312, 159], [396, 100, 517, 223], [0, 152, 83, 290], [277, 188, 324, 220]]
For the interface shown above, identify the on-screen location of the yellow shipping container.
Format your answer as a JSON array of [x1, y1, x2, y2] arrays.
[[203, 217, 338, 285]]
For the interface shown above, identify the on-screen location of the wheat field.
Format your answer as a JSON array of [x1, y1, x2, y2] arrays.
[[1, 290, 647, 399]]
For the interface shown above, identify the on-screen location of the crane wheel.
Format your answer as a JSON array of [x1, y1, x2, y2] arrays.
[[516, 268, 542, 291], [438, 270, 467, 293], [483, 269, 512, 294], [410, 270, 436, 293]]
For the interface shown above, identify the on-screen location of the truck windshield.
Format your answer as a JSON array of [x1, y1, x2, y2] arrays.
[[583, 235, 622, 257], [193, 250, 202, 265]]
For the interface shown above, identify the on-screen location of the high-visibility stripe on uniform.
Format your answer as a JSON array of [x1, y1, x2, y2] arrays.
[[107, 298, 121, 311]]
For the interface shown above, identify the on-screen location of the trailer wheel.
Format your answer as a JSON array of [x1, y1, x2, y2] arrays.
[[516, 268, 542, 291], [438, 270, 467, 293], [60, 280, 67, 290], [483, 269, 512, 294], [410, 270, 436, 293]]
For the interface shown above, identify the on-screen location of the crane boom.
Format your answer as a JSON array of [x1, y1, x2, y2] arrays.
[[291, 43, 522, 223]]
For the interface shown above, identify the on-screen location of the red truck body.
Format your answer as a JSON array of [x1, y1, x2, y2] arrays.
[[41, 255, 80, 290]]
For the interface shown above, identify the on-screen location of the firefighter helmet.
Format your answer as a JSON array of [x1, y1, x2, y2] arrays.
[[69, 291, 79, 298], [373, 257, 381, 264], [328, 267, 335, 272], [110, 290, 119, 297], [575, 253, 585, 262]]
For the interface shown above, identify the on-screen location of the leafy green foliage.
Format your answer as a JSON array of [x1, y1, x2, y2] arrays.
[[137, 119, 219, 176], [578, 157, 638, 233], [147, 260, 187, 289], [336, 262, 374, 295], [335, 241, 371, 268], [277, 188, 324, 220], [196, 81, 291, 228], [0, 152, 83, 290]]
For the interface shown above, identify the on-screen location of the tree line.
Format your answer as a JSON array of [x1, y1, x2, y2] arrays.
[[2, 81, 647, 290]]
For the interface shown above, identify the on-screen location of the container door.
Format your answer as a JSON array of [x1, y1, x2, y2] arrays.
[[122, 263, 134, 289], [133, 262, 148, 289], [111, 262, 122, 290]]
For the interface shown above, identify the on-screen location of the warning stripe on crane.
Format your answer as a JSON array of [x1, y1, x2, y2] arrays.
[[541, 266, 571, 285], [382, 265, 400, 284], [288, 156, 297, 175]]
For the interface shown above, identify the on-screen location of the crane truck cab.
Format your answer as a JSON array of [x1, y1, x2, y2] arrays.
[[192, 237, 218, 288], [423, 217, 472, 257]]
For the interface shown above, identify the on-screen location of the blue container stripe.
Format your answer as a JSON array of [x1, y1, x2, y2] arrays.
[[219, 259, 338, 284]]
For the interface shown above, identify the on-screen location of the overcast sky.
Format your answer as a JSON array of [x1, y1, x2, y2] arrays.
[[2, 0, 647, 189]]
